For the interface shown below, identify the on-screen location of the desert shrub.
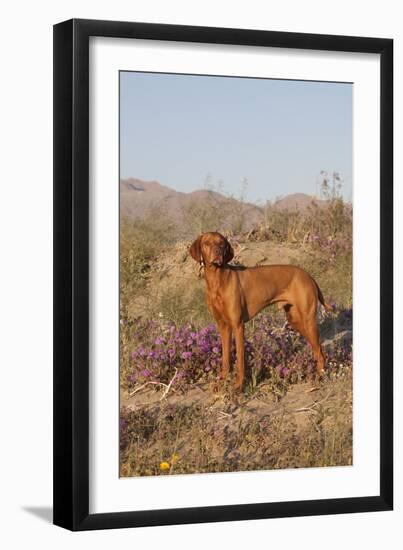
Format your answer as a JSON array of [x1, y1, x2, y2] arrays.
[[181, 178, 251, 237], [120, 217, 175, 317], [181, 189, 228, 236], [258, 198, 352, 247], [252, 171, 352, 258], [144, 282, 211, 328]]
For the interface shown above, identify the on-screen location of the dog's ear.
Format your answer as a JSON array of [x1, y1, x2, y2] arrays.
[[223, 238, 234, 264], [189, 236, 203, 263]]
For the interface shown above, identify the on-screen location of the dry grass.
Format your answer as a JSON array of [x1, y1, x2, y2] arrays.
[[120, 367, 352, 476]]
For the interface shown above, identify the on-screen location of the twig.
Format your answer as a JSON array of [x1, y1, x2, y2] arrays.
[[294, 406, 317, 413], [314, 390, 333, 406], [192, 383, 207, 393], [245, 228, 254, 241], [160, 368, 178, 400], [217, 410, 232, 418], [294, 390, 333, 413], [129, 381, 168, 397]]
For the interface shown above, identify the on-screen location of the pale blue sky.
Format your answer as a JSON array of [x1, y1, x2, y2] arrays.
[[120, 71, 352, 203]]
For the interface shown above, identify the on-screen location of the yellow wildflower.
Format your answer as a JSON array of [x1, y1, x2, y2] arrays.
[[159, 461, 170, 471], [171, 454, 179, 464]]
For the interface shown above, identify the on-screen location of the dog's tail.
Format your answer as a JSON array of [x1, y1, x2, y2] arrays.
[[314, 280, 334, 313]]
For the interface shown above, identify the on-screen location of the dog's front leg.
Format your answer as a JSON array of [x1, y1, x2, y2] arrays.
[[233, 323, 245, 391], [218, 321, 232, 381]]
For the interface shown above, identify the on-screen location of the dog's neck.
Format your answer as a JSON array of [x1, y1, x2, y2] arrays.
[[202, 262, 227, 290]]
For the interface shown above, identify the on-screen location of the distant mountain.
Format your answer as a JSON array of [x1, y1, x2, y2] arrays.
[[120, 178, 264, 234], [270, 193, 327, 211], [120, 178, 342, 237], [120, 178, 182, 219]]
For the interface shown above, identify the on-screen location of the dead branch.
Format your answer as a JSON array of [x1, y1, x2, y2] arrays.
[[160, 368, 178, 400], [129, 381, 168, 397]]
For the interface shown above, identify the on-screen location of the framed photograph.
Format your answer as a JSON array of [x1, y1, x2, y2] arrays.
[[53, 19, 393, 531]]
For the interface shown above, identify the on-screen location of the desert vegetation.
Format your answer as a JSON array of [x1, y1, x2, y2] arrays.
[[119, 179, 353, 476]]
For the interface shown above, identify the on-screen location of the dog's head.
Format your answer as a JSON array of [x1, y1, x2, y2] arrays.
[[189, 232, 234, 267]]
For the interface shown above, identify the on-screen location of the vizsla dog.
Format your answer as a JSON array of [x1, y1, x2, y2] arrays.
[[190, 232, 332, 391]]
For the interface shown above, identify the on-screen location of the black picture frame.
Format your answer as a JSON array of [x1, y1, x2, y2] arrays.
[[53, 18, 393, 531]]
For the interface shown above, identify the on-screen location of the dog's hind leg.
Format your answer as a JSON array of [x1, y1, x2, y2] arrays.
[[304, 316, 326, 375], [284, 304, 325, 376]]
